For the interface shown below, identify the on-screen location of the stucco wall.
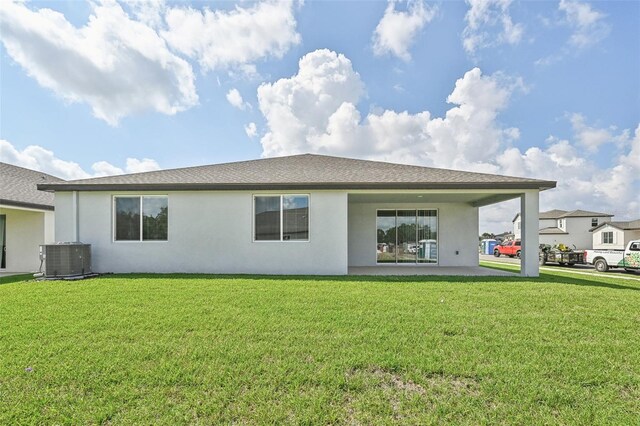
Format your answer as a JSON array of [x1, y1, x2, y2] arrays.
[[564, 217, 604, 250], [539, 234, 569, 247], [348, 202, 479, 267], [0, 207, 48, 272], [55, 190, 349, 275], [44, 211, 55, 244], [537, 216, 612, 249], [54, 192, 76, 241], [514, 217, 555, 240], [539, 218, 556, 228], [513, 217, 521, 240], [592, 224, 640, 250]]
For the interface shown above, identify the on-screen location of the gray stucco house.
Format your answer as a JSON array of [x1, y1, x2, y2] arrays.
[[513, 209, 613, 250], [38, 154, 555, 277], [1, 162, 61, 272]]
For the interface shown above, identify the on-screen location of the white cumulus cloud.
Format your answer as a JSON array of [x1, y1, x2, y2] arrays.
[[1, 140, 160, 180], [559, 0, 610, 49], [226, 88, 250, 110], [256, 49, 639, 231], [258, 49, 366, 157], [536, 1, 610, 67], [494, 125, 639, 225], [372, 0, 437, 61], [0, 0, 303, 125], [258, 49, 521, 172], [162, 0, 300, 72], [569, 113, 627, 152], [0, 0, 198, 126], [244, 122, 258, 138], [121, 0, 166, 28], [462, 0, 524, 55]]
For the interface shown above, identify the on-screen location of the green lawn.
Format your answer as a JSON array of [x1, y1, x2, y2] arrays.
[[1, 271, 639, 424]]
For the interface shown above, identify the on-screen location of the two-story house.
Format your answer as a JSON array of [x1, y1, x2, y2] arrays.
[[513, 209, 612, 250]]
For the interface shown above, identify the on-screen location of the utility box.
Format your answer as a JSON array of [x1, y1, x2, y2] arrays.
[[40, 243, 92, 278]]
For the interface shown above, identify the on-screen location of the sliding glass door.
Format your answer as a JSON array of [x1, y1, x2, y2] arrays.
[[376, 209, 437, 264], [376, 210, 396, 263], [417, 210, 437, 263], [397, 210, 417, 263]]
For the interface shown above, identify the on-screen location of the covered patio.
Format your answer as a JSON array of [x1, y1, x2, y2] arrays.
[[348, 265, 516, 276], [347, 188, 542, 277]]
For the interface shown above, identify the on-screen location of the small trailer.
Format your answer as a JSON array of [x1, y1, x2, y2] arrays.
[[539, 244, 585, 266]]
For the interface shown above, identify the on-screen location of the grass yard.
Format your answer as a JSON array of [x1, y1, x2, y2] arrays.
[[1, 270, 639, 424]]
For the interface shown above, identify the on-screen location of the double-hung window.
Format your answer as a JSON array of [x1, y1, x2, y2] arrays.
[[601, 231, 613, 244], [254, 195, 309, 241], [114, 196, 168, 241]]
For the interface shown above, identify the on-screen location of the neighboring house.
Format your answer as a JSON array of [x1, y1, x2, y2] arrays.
[[38, 154, 555, 277], [591, 220, 640, 250], [0, 163, 61, 272], [513, 209, 612, 249], [494, 231, 514, 242]]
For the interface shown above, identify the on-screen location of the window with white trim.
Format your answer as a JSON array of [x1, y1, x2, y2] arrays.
[[591, 218, 598, 227], [254, 195, 309, 241], [114, 196, 168, 241], [601, 231, 613, 244]]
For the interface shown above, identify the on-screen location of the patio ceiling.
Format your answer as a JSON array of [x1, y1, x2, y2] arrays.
[[347, 191, 523, 207]]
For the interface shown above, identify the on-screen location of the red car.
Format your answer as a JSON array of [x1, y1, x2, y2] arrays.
[[494, 240, 521, 258]]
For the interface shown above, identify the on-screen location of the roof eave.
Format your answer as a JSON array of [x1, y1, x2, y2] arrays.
[[38, 180, 557, 192], [0, 199, 55, 211], [561, 213, 614, 218]]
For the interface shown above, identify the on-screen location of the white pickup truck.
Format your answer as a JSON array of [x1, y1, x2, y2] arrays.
[[584, 240, 640, 273]]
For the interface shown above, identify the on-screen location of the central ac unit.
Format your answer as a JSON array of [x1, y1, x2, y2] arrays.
[[40, 243, 92, 278]]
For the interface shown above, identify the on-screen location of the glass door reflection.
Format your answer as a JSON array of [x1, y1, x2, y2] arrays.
[[376, 210, 396, 263], [376, 209, 438, 264], [396, 210, 417, 263]]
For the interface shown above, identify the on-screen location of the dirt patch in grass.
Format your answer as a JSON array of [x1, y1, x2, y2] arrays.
[[343, 366, 479, 424]]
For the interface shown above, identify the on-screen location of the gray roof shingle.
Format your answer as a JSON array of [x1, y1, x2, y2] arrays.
[[1, 162, 63, 210], [591, 220, 640, 232], [539, 227, 568, 235], [539, 209, 568, 219], [514, 208, 614, 222], [558, 209, 613, 218], [38, 154, 556, 192]]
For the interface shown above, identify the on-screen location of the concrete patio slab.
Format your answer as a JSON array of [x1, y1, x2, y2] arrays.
[[348, 266, 517, 276]]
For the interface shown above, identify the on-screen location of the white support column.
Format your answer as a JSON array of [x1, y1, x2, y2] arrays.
[[520, 190, 540, 277]]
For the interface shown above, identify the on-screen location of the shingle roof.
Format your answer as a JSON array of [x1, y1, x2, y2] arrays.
[[539, 209, 568, 219], [539, 227, 568, 235], [514, 208, 613, 222], [513, 209, 566, 222], [559, 209, 613, 218], [1, 162, 62, 210], [591, 220, 640, 232], [38, 154, 556, 192]]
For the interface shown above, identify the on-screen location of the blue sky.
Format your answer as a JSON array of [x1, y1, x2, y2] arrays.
[[1, 0, 638, 232]]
